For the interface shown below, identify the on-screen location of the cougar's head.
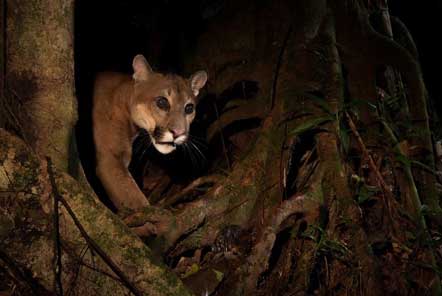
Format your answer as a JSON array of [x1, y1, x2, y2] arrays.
[[130, 55, 207, 154]]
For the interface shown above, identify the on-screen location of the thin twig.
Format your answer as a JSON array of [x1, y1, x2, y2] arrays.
[[272, 24, 292, 204], [270, 23, 292, 110], [210, 61, 232, 172], [46, 160, 143, 296], [279, 123, 289, 202], [47, 157, 64, 296], [2, 87, 36, 151], [213, 101, 231, 171], [61, 242, 123, 284]]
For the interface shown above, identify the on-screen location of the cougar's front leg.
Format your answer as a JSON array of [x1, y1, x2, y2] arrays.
[[96, 153, 149, 211]]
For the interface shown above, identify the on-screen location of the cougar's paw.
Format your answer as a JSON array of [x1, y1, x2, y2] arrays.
[[122, 206, 174, 237]]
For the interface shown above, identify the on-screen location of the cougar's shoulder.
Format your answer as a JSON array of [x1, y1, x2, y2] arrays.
[[94, 72, 132, 105]]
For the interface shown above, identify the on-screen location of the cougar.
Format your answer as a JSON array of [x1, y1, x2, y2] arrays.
[[93, 54, 207, 210]]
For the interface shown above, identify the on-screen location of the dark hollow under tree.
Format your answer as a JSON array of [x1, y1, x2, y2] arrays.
[[1, 0, 442, 295]]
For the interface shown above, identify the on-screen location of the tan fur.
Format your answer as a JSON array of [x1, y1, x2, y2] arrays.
[[93, 55, 207, 210]]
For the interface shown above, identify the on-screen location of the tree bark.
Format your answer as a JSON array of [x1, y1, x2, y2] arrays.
[[5, 0, 78, 175], [0, 129, 192, 296]]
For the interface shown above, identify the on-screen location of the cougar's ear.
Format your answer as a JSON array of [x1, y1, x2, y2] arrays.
[[132, 54, 153, 81], [189, 70, 208, 97]]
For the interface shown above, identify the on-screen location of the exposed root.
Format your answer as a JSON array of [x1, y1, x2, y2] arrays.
[[123, 191, 228, 249], [159, 174, 223, 207], [390, 16, 418, 59], [206, 101, 266, 142], [235, 194, 319, 295], [123, 206, 175, 238]]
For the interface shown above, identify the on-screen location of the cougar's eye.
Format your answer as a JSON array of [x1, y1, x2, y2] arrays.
[[156, 97, 170, 111], [184, 103, 194, 114]]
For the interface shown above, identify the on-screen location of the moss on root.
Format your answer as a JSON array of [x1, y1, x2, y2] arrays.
[[0, 129, 193, 296]]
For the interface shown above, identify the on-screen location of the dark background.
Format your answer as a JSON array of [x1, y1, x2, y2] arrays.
[[389, 0, 442, 128], [74, 1, 441, 106]]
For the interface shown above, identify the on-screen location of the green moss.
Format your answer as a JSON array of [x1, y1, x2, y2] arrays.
[[306, 185, 324, 203], [123, 246, 150, 265], [182, 263, 200, 279]]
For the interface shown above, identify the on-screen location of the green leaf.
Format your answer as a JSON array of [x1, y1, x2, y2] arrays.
[[395, 153, 411, 167], [182, 263, 200, 279], [345, 98, 378, 111], [288, 116, 334, 136], [385, 96, 401, 107], [338, 120, 350, 154], [284, 90, 334, 114], [223, 99, 249, 110], [357, 185, 377, 204], [303, 93, 334, 115], [410, 160, 438, 175], [212, 269, 224, 282]]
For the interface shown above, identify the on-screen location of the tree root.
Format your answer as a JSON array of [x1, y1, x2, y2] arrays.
[[206, 100, 266, 142], [0, 129, 193, 296], [233, 194, 319, 295], [159, 174, 223, 207], [124, 188, 229, 250], [390, 16, 418, 59]]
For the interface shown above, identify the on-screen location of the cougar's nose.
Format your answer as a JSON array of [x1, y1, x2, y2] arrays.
[[171, 128, 186, 138]]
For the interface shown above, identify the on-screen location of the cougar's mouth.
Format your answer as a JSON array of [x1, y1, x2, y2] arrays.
[[156, 141, 176, 147], [151, 139, 177, 154], [149, 127, 177, 154]]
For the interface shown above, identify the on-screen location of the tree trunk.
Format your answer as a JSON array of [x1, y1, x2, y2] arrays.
[[5, 0, 78, 175]]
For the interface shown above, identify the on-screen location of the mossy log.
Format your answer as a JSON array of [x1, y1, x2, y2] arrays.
[[0, 129, 192, 296]]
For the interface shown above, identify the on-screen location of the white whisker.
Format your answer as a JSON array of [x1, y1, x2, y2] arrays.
[[189, 141, 207, 165]]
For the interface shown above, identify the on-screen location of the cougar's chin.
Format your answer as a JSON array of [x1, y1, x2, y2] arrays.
[[149, 131, 177, 154], [152, 140, 176, 154]]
